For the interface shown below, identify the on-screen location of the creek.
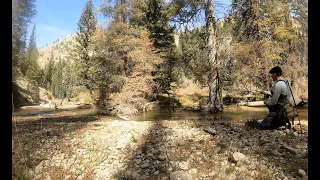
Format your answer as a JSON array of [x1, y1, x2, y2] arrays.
[[73, 105, 308, 122]]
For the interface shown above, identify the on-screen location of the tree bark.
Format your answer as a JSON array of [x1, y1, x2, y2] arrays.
[[263, 65, 270, 90], [120, 0, 127, 23], [205, 0, 223, 112]]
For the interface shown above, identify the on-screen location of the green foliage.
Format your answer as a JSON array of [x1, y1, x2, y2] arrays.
[[12, 0, 37, 77], [130, 0, 182, 95], [178, 27, 209, 86], [24, 23, 43, 91], [63, 62, 81, 98], [216, 19, 236, 91], [98, 0, 130, 23], [21, 0, 307, 111], [74, 0, 97, 93], [42, 51, 54, 88], [51, 60, 66, 98], [131, 0, 175, 52]]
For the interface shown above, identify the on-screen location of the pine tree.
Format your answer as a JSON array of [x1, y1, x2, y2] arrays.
[[23, 23, 42, 103], [51, 59, 65, 98], [23, 23, 37, 75], [98, 0, 130, 23], [43, 51, 55, 89], [130, 0, 178, 95], [25, 23, 41, 82], [131, 0, 175, 52], [74, 0, 97, 94], [179, 27, 209, 85], [12, 0, 37, 77]]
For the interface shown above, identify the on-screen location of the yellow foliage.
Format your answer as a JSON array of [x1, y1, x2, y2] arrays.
[[91, 22, 163, 106], [274, 26, 297, 41]]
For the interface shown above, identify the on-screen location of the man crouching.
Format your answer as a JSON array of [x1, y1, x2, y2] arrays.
[[260, 66, 291, 130]]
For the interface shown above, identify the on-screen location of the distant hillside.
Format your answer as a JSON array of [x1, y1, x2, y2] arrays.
[[37, 34, 78, 68]]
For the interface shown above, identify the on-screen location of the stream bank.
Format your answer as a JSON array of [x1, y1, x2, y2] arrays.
[[12, 105, 308, 180]]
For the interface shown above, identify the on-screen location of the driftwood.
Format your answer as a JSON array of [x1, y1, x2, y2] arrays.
[[203, 127, 217, 136], [245, 95, 304, 107]]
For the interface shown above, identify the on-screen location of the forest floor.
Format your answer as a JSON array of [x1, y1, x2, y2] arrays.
[[12, 104, 308, 180]]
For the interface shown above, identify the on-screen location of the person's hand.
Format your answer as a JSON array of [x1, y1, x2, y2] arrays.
[[263, 90, 271, 95]]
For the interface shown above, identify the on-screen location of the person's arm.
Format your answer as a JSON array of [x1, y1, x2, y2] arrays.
[[265, 82, 281, 106]]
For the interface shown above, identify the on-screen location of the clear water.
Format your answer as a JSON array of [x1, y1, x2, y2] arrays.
[[129, 106, 308, 121], [16, 104, 307, 122], [72, 105, 308, 122]]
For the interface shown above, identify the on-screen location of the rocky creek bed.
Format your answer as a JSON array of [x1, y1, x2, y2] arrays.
[[12, 109, 308, 180]]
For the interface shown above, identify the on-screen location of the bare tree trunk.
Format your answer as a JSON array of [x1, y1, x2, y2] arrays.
[[97, 86, 109, 114], [205, 0, 223, 112], [303, 32, 307, 66], [262, 65, 270, 90], [120, 0, 127, 23]]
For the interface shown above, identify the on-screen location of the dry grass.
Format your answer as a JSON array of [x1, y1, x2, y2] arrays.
[[175, 79, 208, 96]]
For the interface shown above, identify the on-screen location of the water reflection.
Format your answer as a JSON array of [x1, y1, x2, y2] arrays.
[[70, 105, 307, 122], [130, 106, 308, 122]]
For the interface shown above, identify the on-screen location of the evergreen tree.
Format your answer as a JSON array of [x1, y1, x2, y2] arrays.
[[51, 59, 65, 98], [130, 0, 179, 95], [131, 0, 175, 52], [43, 51, 55, 89], [12, 0, 37, 77], [216, 19, 236, 93], [24, 23, 42, 103], [25, 23, 41, 83], [98, 0, 130, 23], [179, 27, 209, 85], [74, 0, 97, 94], [23, 23, 37, 75]]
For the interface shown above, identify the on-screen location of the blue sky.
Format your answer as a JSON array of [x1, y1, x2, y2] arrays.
[[28, 0, 105, 48], [28, 0, 231, 49]]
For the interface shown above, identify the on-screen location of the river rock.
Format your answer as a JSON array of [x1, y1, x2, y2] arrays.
[[204, 127, 217, 136], [179, 161, 189, 170], [159, 155, 166, 161], [170, 171, 192, 180], [235, 176, 246, 180], [141, 162, 150, 168], [188, 168, 197, 174], [298, 169, 306, 177], [231, 152, 247, 163]]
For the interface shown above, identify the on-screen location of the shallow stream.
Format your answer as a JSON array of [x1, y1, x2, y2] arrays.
[[73, 105, 308, 122]]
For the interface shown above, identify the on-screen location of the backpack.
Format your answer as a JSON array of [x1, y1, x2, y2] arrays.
[[277, 79, 299, 125]]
